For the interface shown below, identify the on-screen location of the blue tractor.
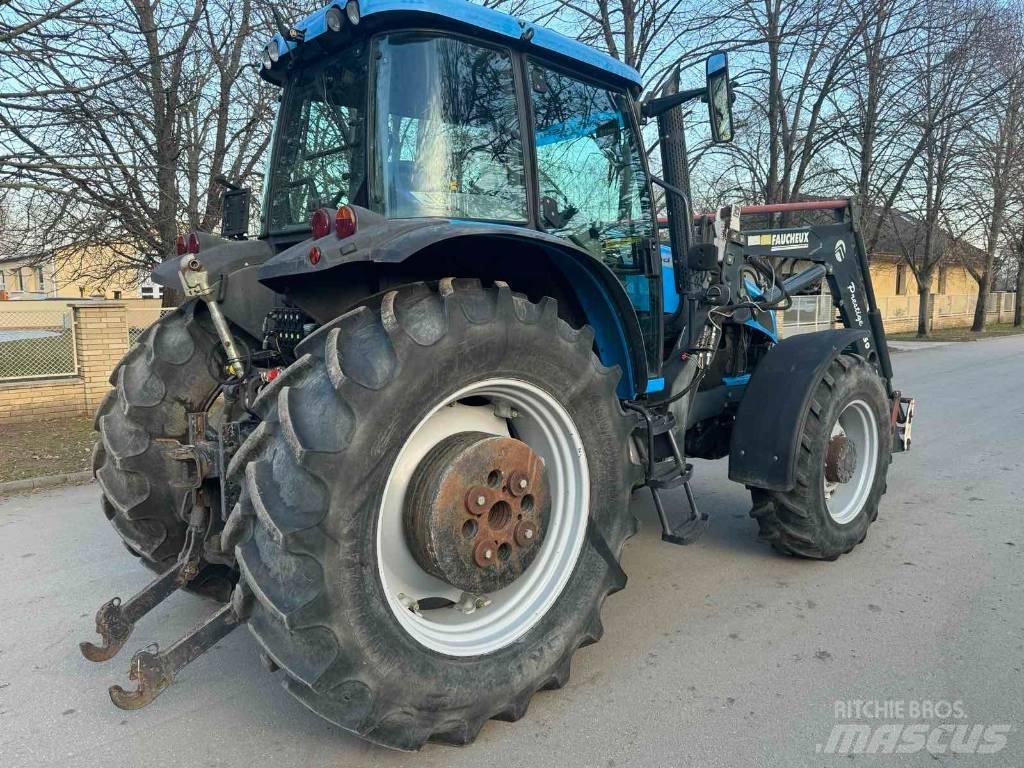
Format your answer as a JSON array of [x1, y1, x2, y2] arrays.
[[83, 0, 914, 749]]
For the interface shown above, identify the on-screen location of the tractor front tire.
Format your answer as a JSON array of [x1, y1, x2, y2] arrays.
[[222, 279, 637, 750], [92, 300, 234, 600], [749, 354, 891, 560]]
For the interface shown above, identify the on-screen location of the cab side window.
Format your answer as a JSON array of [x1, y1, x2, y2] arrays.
[[529, 62, 658, 366]]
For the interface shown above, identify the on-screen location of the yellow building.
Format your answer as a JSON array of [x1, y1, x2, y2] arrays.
[[867, 254, 976, 299], [0, 250, 162, 301]]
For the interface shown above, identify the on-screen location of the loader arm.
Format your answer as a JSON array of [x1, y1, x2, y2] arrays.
[[737, 199, 895, 393]]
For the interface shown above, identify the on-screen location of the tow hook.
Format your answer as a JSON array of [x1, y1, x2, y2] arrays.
[[891, 392, 915, 452], [108, 602, 242, 710]]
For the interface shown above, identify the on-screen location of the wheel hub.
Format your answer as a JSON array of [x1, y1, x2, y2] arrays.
[[403, 431, 550, 594], [825, 433, 857, 484]]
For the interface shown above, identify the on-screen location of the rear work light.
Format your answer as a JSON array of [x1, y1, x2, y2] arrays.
[[175, 234, 186, 256], [345, 0, 360, 25], [187, 232, 200, 254], [325, 5, 344, 31], [310, 208, 333, 239], [335, 205, 357, 238]]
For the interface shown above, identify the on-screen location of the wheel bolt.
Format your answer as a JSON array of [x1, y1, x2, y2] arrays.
[[474, 539, 500, 567], [514, 520, 538, 547], [508, 470, 529, 497], [465, 486, 491, 515]]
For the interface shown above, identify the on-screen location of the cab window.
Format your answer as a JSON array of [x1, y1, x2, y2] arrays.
[[374, 34, 528, 222], [529, 62, 659, 367]]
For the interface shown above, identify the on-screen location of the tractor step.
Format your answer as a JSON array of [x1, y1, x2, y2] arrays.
[[80, 499, 209, 662], [649, 429, 709, 545], [651, 480, 708, 545], [109, 603, 241, 710]]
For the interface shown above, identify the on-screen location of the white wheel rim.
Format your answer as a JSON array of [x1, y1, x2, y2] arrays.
[[375, 378, 590, 656], [824, 399, 878, 525]]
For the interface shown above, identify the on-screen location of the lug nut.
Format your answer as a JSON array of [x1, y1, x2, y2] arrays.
[[474, 539, 501, 567], [514, 520, 539, 547], [508, 470, 530, 497], [465, 486, 491, 515]]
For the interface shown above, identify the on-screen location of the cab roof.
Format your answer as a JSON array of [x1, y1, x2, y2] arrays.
[[264, 0, 642, 88]]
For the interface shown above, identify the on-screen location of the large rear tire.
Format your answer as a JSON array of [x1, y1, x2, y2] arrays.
[[222, 279, 638, 750], [748, 354, 891, 560], [92, 300, 234, 599]]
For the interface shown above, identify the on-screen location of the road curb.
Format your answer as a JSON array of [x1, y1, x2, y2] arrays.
[[0, 471, 94, 496]]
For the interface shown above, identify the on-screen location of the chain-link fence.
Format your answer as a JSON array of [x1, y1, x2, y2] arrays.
[[127, 308, 173, 345], [0, 310, 77, 381]]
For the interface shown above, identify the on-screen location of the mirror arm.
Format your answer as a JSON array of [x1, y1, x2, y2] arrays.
[[650, 174, 695, 255], [650, 174, 689, 201], [641, 87, 706, 119]]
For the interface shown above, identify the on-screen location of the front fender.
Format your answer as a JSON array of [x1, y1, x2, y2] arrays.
[[258, 214, 649, 398], [728, 328, 872, 491]]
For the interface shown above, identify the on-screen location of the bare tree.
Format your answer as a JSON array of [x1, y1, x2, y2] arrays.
[[960, 3, 1024, 331], [1009, 221, 1024, 326], [0, 0, 275, 302], [833, 0, 931, 247], [520, 0, 720, 87]]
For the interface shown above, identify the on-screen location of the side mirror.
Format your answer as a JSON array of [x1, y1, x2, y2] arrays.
[[706, 52, 734, 143]]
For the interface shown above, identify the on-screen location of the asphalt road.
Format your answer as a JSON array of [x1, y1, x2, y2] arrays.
[[1, 336, 1022, 768]]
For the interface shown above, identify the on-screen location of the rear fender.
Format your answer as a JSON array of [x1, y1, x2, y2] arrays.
[[258, 214, 649, 398], [728, 328, 872, 491]]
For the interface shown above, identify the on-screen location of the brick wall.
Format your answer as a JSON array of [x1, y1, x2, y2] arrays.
[[0, 302, 126, 426]]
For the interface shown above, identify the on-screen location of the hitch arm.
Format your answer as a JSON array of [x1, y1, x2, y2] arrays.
[[79, 562, 193, 663], [80, 501, 207, 662], [109, 604, 241, 710]]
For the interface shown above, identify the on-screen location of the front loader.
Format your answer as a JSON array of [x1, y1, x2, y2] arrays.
[[83, 0, 914, 750]]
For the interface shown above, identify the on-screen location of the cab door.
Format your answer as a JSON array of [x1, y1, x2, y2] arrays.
[[525, 61, 662, 375]]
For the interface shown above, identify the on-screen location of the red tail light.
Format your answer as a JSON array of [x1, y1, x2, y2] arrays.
[[310, 208, 332, 239], [335, 205, 357, 238], [175, 234, 186, 256], [308, 246, 321, 265], [187, 232, 200, 254]]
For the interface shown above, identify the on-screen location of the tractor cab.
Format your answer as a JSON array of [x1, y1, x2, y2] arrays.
[[253, 0, 731, 387], [258, 2, 654, 239]]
